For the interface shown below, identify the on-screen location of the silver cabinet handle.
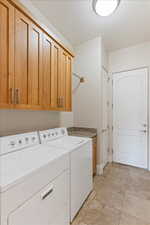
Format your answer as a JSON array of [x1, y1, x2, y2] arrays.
[[15, 89, 19, 104], [58, 97, 64, 108], [41, 185, 54, 200], [10, 88, 15, 104]]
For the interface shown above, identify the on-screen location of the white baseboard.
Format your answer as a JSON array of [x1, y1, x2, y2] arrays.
[[108, 150, 113, 163], [108, 155, 113, 163], [96, 164, 104, 175]]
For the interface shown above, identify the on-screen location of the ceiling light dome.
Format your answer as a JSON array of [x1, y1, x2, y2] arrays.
[[93, 0, 121, 17]]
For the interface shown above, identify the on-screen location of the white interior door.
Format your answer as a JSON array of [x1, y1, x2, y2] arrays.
[[102, 69, 109, 167], [113, 68, 148, 169]]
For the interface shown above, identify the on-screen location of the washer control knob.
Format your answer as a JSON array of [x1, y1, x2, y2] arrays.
[[32, 137, 36, 142], [18, 140, 22, 144], [10, 141, 15, 147], [25, 137, 29, 143]]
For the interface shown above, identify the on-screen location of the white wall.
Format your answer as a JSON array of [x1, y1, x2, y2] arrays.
[[0, 110, 60, 136], [109, 41, 150, 168], [73, 37, 102, 168], [0, 0, 74, 136], [59, 112, 74, 128], [109, 41, 150, 72], [73, 37, 101, 129]]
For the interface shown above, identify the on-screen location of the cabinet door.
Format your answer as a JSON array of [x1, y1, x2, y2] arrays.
[[65, 55, 72, 111], [42, 34, 53, 109], [51, 42, 60, 110], [15, 10, 42, 110], [0, 0, 14, 108], [28, 23, 43, 108], [57, 49, 68, 111]]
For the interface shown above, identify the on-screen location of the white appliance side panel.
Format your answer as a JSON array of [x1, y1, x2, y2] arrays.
[[71, 141, 93, 221], [8, 170, 70, 225]]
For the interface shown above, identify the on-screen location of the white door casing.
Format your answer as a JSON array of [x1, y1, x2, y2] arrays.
[[101, 69, 109, 168], [113, 68, 148, 169]]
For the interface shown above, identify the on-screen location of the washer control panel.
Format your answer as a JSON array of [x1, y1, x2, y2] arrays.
[[39, 128, 68, 143], [0, 132, 39, 156]]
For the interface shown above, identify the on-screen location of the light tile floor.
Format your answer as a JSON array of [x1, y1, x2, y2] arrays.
[[72, 163, 150, 225]]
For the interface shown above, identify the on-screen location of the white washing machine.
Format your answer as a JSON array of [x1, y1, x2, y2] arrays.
[[0, 132, 70, 225], [39, 127, 93, 222]]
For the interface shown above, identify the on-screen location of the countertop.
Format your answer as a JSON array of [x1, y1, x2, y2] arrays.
[[67, 127, 97, 138]]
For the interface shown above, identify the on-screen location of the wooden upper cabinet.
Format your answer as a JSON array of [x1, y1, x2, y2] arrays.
[[0, 0, 73, 111], [0, 0, 14, 108], [14, 9, 42, 109]]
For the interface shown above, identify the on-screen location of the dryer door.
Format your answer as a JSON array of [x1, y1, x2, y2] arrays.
[[8, 171, 69, 225]]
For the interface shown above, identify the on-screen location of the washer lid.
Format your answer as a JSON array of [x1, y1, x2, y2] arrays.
[[46, 136, 89, 149], [0, 145, 68, 192]]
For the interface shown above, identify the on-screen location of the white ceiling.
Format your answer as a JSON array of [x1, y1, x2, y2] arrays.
[[30, 0, 150, 51]]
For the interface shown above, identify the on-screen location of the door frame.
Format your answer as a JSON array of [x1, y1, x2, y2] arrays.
[[101, 66, 110, 169], [112, 66, 149, 170]]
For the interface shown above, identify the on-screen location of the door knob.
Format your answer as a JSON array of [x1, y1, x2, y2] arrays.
[[140, 130, 147, 133]]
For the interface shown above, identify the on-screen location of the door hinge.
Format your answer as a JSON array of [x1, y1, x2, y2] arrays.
[[112, 104, 114, 109], [107, 77, 110, 82], [112, 126, 114, 131]]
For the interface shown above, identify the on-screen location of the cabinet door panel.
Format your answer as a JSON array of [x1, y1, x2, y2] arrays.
[[42, 34, 52, 109], [66, 56, 72, 111], [0, 0, 14, 107], [51, 42, 60, 109], [28, 23, 42, 107], [58, 50, 67, 110], [15, 10, 42, 109], [15, 10, 29, 105]]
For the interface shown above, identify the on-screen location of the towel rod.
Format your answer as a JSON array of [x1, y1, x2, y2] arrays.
[[73, 73, 85, 83]]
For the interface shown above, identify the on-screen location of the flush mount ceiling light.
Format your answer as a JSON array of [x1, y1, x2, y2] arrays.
[[93, 0, 121, 17]]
